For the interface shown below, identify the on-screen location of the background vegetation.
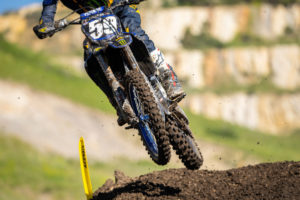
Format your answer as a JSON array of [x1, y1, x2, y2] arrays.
[[181, 25, 300, 50]]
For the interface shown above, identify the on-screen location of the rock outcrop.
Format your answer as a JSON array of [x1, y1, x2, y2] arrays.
[[166, 45, 300, 90], [184, 93, 300, 134], [141, 4, 300, 49]]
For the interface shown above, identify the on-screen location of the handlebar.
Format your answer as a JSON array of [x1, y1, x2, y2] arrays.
[[51, 0, 146, 34], [54, 19, 68, 29]]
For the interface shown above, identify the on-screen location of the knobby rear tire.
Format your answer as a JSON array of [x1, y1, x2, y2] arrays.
[[126, 70, 171, 165], [167, 116, 203, 170]]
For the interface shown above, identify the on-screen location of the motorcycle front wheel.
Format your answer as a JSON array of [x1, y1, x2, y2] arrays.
[[126, 70, 171, 165]]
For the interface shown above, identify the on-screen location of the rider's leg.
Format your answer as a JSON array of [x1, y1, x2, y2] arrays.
[[114, 5, 185, 101], [150, 48, 185, 100]]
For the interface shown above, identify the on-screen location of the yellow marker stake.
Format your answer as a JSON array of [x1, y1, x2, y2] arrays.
[[79, 137, 93, 200]]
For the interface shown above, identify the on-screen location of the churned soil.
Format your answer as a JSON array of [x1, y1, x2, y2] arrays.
[[93, 161, 300, 200]]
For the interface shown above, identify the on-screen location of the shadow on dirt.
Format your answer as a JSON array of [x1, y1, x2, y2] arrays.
[[97, 181, 180, 199]]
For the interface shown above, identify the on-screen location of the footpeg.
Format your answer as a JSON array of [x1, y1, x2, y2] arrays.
[[125, 124, 137, 130], [172, 92, 186, 103]]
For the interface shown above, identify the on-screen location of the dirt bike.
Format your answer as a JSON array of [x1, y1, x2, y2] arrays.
[[44, 0, 203, 169]]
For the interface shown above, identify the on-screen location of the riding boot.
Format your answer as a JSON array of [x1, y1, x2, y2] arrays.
[[150, 48, 185, 101]]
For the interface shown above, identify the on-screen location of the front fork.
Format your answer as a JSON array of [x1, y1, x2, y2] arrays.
[[85, 42, 136, 125], [121, 46, 139, 70], [84, 40, 163, 126]]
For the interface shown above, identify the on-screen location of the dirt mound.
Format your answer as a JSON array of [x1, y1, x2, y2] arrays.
[[93, 161, 300, 200]]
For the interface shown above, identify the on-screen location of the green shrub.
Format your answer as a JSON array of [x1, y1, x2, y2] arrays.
[[181, 28, 300, 49], [181, 28, 225, 49]]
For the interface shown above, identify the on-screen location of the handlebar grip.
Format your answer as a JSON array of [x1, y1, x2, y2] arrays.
[[54, 19, 68, 29]]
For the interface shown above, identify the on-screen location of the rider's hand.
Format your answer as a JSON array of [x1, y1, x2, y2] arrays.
[[33, 21, 55, 39]]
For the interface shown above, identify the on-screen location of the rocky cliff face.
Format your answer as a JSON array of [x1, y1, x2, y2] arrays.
[[141, 4, 300, 49], [0, 3, 299, 135], [184, 93, 300, 134], [1, 3, 298, 54], [165, 45, 300, 90]]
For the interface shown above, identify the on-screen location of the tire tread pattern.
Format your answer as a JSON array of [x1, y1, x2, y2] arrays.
[[167, 116, 203, 170], [126, 70, 171, 165]]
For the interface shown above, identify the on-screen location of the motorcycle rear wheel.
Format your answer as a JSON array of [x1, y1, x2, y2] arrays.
[[167, 115, 203, 170]]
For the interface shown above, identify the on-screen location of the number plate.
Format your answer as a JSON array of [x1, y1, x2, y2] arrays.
[[87, 15, 118, 40]]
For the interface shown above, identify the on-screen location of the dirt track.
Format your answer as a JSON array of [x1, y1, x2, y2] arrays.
[[93, 161, 300, 200]]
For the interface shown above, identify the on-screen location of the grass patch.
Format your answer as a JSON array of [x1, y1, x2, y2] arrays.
[[186, 111, 300, 162], [0, 132, 93, 200], [0, 35, 114, 113], [0, 132, 172, 200]]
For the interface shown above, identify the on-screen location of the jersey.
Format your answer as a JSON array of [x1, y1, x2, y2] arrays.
[[40, 0, 156, 52]]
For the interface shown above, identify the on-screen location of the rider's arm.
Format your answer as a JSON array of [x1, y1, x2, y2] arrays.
[[33, 0, 58, 39], [40, 0, 58, 24]]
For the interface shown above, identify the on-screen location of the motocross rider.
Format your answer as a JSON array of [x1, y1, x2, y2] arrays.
[[33, 0, 185, 125]]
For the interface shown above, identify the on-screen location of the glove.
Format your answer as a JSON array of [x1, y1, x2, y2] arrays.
[[33, 21, 55, 39]]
